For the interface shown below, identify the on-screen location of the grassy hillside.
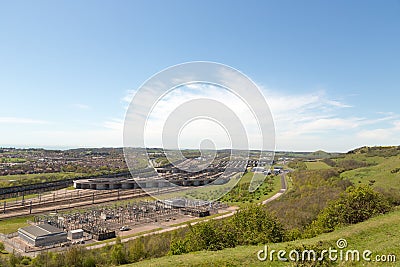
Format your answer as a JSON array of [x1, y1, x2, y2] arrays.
[[128, 207, 400, 267], [304, 161, 331, 170], [127, 147, 400, 267], [340, 155, 400, 191], [290, 146, 400, 194]]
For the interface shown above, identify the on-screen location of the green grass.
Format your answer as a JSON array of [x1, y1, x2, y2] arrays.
[[340, 156, 400, 191], [127, 207, 400, 266], [305, 161, 331, 170], [0, 172, 82, 182], [239, 171, 265, 184], [0, 172, 86, 188], [1, 192, 38, 202], [337, 154, 387, 166], [219, 173, 282, 205], [0, 216, 34, 234]]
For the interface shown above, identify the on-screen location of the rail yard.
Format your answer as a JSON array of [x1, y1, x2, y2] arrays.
[[0, 151, 273, 256]]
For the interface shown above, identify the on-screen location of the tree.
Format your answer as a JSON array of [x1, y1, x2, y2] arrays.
[[111, 237, 127, 265], [230, 204, 284, 245]]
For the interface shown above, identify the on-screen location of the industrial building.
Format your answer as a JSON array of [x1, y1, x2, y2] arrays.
[[68, 229, 84, 240], [18, 223, 67, 247]]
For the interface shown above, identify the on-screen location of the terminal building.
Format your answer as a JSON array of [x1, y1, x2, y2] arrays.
[[18, 223, 67, 247]]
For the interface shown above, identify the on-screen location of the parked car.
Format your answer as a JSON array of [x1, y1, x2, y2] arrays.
[[120, 226, 131, 231]]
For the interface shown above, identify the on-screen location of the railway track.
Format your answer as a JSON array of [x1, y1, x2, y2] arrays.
[[0, 187, 183, 219]]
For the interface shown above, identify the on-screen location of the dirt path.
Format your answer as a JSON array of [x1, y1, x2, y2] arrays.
[[262, 173, 287, 204]]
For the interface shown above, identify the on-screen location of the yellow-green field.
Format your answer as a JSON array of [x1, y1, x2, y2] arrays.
[[341, 156, 400, 191], [304, 161, 331, 170], [0, 216, 33, 234]]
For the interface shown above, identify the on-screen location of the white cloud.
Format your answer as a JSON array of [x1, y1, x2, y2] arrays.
[[356, 121, 400, 143], [9, 86, 393, 151], [140, 84, 265, 149], [121, 89, 136, 104], [120, 85, 399, 152], [103, 118, 124, 131]]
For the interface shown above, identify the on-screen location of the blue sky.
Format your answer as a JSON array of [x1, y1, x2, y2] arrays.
[[0, 0, 399, 151]]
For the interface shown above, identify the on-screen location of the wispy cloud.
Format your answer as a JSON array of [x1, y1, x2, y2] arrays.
[[0, 117, 49, 124], [121, 90, 136, 104], [72, 104, 90, 110], [120, 84, 400, 151], [103, 118, 124, 131], [356, 121, 400, 142]]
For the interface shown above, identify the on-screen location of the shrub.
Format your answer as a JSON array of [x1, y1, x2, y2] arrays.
[[170, 204, 285, 256], [267, 169, 350, 230], [169, 239, 189, 255], [230, 204, 284, 245], [310, 186, 391, 234]]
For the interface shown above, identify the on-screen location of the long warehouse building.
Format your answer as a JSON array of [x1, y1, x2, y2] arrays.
[[18, 223, 67, 247]]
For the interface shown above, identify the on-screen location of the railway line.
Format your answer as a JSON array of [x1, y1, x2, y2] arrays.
[[0, 186, 183, 219]]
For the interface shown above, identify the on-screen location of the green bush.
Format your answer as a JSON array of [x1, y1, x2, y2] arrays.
[[307, 186, 391, 235], [169, 239, 189, 255], [230, 204, 284, 245], [267, 169, 351, 231], [171, 204, 285, 255], [288, 160, 307, 170]]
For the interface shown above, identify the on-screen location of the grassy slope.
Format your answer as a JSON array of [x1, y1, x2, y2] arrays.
[[340, 154, 400, 190], [221, 172, 282, 205], [128, 152, 400, 267], [128, 208, 400, 267], [305, 161, 331, 170]]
